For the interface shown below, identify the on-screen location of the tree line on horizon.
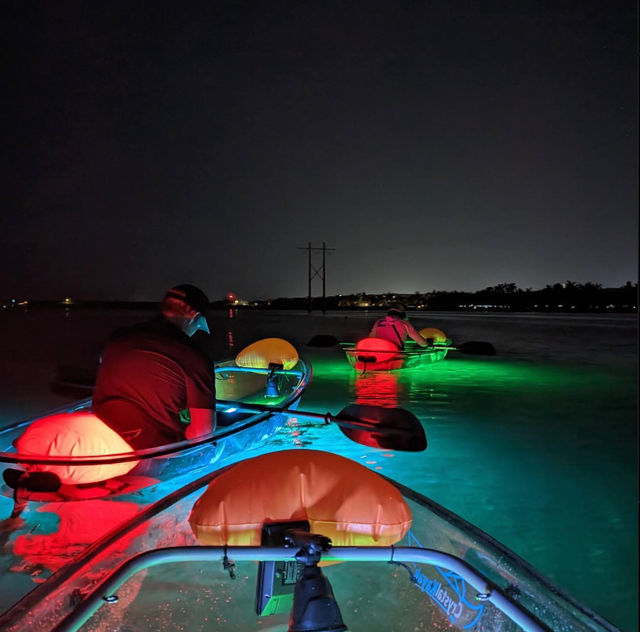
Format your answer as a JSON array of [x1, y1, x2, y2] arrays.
[[263, 281, 638, 312], [5, 280, 636, 312]]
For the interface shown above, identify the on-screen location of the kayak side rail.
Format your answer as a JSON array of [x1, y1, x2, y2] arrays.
[[0, 398, 93, 436], [0, 412, 270, 465], [0, 401, 299, 466], [53, 545, 550, 632], [344, 348, 434, 357], [341, 342, 449, 350], [382, 476, 621, 632], [0, 467, 237, 630], [343, 346, 449, 357], [0, 363, 307, 439], [215, 364, 305, 378], [0, 360, 312, 465]]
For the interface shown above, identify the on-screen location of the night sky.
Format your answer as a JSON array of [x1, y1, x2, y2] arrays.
[[2, 1, 637, 301]]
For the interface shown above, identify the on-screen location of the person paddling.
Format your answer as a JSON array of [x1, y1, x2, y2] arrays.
[[369, 302, 428, 349], [92, 284, 216, 449]]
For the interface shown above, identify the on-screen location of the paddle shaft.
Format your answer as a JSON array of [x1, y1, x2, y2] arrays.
[[341, 341, 495, 356], [2, 401, 422, 468], [217, 401, 428, 451], [216, 400, 392, 432]]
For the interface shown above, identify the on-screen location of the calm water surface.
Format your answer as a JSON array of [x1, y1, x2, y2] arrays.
[[0, 308, 637, 630]]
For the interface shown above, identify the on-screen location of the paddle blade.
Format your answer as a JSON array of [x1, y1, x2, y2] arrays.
[[306, 335, 340, 348], [335, 404, 427, 452], [457, 341, 496, 356]]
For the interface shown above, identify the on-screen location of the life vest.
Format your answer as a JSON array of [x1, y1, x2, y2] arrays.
[[189, 449, 412, 547], [371, 316, 407, 348]]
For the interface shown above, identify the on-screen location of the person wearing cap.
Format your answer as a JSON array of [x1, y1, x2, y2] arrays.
[[369, 302, 428, 349], [92, 284, 216, 449]]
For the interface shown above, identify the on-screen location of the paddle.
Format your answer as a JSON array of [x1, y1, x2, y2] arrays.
[[2, 402, 425, 496], [337, 403, 427, 451], [307, 335, 496, 356], [434, 341, 496, 356], [216, 399, 427, 452]]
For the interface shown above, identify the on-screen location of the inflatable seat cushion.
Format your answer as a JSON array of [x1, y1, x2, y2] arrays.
[[189, 449, 412, 547], [235, 337, 299, 370], [15, 412, 138, 485]]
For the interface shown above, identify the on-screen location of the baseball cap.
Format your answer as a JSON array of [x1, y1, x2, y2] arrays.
[[388, 301, 406, 316], [164, 284, 210, 314]]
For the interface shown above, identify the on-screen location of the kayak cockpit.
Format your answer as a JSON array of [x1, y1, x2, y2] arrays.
[[0, 450, 621, 632]]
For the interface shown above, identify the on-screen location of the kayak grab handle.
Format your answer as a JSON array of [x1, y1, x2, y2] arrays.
[[54, 545, 550, 632]]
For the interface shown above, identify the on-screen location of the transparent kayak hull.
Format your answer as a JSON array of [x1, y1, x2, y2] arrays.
[[342, 341, 449, 372], [0, 359, 312, 615], [0, 462, 620, 632], [0, 359, 311, 493]]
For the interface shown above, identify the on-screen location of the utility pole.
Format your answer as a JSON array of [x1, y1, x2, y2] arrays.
[[298, 242, 335, 314]]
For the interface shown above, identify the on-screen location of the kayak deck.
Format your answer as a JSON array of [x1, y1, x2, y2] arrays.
[[0, 465, 620, 632], [0, 359, 311, 492], [342, 340, 449, 371], [0, 359, 312, 615]]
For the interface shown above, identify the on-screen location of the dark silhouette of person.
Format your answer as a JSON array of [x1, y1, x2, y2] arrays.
[[92, 284, 215, 449], [369, 302, 427, 349]]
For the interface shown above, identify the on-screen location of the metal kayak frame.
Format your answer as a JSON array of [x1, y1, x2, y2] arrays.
[[54, 544, 549, 632]]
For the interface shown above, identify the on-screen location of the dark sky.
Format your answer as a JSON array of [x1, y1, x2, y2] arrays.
[[2, 1, 637, 301]]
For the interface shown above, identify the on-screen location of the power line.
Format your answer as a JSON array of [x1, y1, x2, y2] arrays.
[[298, 242, 335, 313]]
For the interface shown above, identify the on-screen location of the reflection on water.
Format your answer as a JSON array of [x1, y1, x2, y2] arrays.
[[0, 309, 636, 630], [12, 500, 142, 573], [353, 371, 401, 408], [272, 347, 637, 631]]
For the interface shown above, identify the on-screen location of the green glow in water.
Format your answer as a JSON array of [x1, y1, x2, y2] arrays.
[[274, 350, 637, 632]]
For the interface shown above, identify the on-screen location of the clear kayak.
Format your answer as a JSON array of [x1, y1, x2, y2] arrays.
[[0, 449, 621, 632], [0, 357, 312, 615], [342, 338, 450, 372]]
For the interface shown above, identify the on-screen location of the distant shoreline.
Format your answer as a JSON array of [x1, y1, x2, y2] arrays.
[[5, 282, 636, 314], [1, 301, 636, 315]]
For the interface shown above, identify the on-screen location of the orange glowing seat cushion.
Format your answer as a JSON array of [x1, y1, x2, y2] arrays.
[[419, 328, 449, 344], [189, 449, 412, 546], [355, 337, 401, 353], [353, 337, 404, 370], [15, 412, 139, 485], [235, 337, 299, 370]]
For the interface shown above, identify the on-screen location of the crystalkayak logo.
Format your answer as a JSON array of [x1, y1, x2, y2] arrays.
[[407, 532, 484, 629]]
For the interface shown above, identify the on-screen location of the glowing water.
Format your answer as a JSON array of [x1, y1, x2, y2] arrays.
[[0, 308, 636, 630]]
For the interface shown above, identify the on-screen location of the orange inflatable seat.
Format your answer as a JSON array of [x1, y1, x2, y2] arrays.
[[235, 338, 299, 370], [14, 412, 138, 485], [189, 449, 412, 547], [418, 328, 449, 344], [354, 337, 404, 371]]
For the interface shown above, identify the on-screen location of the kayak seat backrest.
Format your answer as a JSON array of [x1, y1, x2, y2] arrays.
[[418, 327, 449, 345], [235, 338, 299, 370], [352, 337, 403, 370], [189, 449, 412, 547], [355, 337, 401, 353], [14, 412, 139, 485]]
